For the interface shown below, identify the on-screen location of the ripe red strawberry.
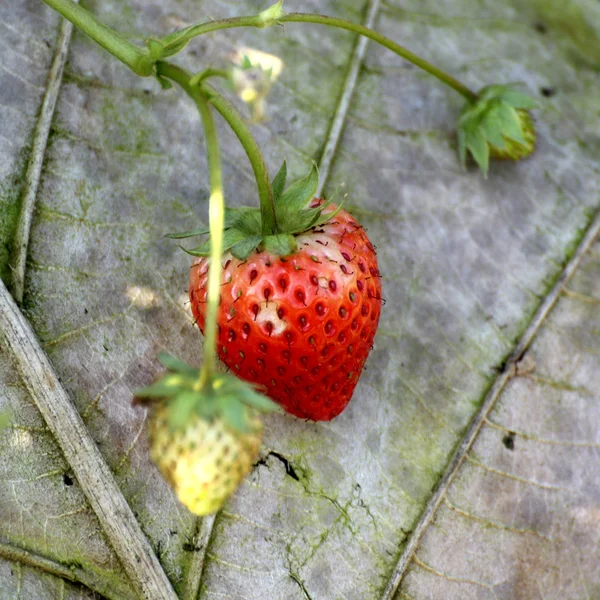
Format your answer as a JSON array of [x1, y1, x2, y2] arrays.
[[189, 201, 382, 421]]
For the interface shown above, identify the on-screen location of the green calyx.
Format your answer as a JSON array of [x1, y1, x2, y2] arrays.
[[457, 84, 539, 176], [257, 0, 286, 26], [134, 353, 280, 433], [168, 162, 343, 260]]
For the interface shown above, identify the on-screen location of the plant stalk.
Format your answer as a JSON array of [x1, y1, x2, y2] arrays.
[[195, 97, 222, 383], [42, 0, 477, 101], [156, 62, 277, 235], [162, 12, 477, 103], [156, 68, 225, 381], [42, 0, 150, 75], [189, 68, 231, 88], [281, 13, 477, 102], [203, 86, 278, 235]]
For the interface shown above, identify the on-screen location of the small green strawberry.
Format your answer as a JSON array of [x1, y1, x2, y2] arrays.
[[135, 354, 279, 515], [488, 109, 536, 161], [457, 84, 538, 175]]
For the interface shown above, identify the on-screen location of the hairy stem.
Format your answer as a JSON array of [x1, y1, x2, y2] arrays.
[[156, 62, 277, 235], [42, 0, 477, 101], [42, 0, 150, 75]]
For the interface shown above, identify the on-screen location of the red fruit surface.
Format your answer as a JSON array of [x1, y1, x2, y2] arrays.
[[189, 203, 382, 421]]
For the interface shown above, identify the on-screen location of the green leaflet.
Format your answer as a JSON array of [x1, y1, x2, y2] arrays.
[[466, 128, 489, 175], [498, 89, 539, 110], [276, 162, 319, 213], [230, 235, 263, 260], [494, 103, 526, 144], [480, 104, 507, 149], [165, 207, 258, 240], [232, 210, 262, 235], [238, 388, 280, 412], [134, 363, 278, 433], [272, 161, 287, 203], [168, 392, 201, 430], [185, 228, 248, 256], [180, 241, 211, 257], [135, 373, 190, 398], [276, 206, 320, 234], [165, 226, 210, 239], [223, 206, 258, 225], [458, 127, 467, 167], [313, 201, 345, 228], [169, 163, 345, 261], [158, 352, 199, 376], [262, 233, 297, 256], [221, 399, 249, 433]]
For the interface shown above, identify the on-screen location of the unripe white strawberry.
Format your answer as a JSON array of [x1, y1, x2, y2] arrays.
[[148, 406, 262, 515], [135, 354, 278, 515]]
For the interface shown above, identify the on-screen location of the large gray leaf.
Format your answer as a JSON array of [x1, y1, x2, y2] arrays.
[[398, 234, 600, 599], [0, 0, 599, 599]]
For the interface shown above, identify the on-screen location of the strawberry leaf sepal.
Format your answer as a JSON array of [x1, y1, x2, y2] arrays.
[[258, 0, 286, 27], [271, 160, 287, 204], [171, 163, 344, 260], [275, 162, 319, 214], [263, 233, 297, 255], [457, 83, 538, 176], [165, 207, 261, 240], [134, 354, 280, 434]]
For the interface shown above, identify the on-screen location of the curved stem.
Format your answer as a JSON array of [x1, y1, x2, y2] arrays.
[[189, 68, 231, 88], [161, 12, 477, 103], [162, 16, 264, 54], [156, 62, 277, 236], [202, 86, 277, 235], [281, 14, 477, 102]]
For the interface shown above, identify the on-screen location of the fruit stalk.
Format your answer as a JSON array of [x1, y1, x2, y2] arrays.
[[156, 62, 278, 236], [153, 65, 224, 382], [281, 14, 477, 102], [162, 11, 477, 103], [194, 96, 222, 383], [202, 86, 278, 235]]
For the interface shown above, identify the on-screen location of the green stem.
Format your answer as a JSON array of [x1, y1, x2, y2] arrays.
[[161, 12, 477, 103], [281, 14, 477, 102], [162, 16, 264, 53], [196, 97, 222, 383], [42, 0, 151, 75], [189, 68, 231, 88], [156, 62, 277, 236], [156, 66, 224, 381], [203, 86, 278, 235]]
